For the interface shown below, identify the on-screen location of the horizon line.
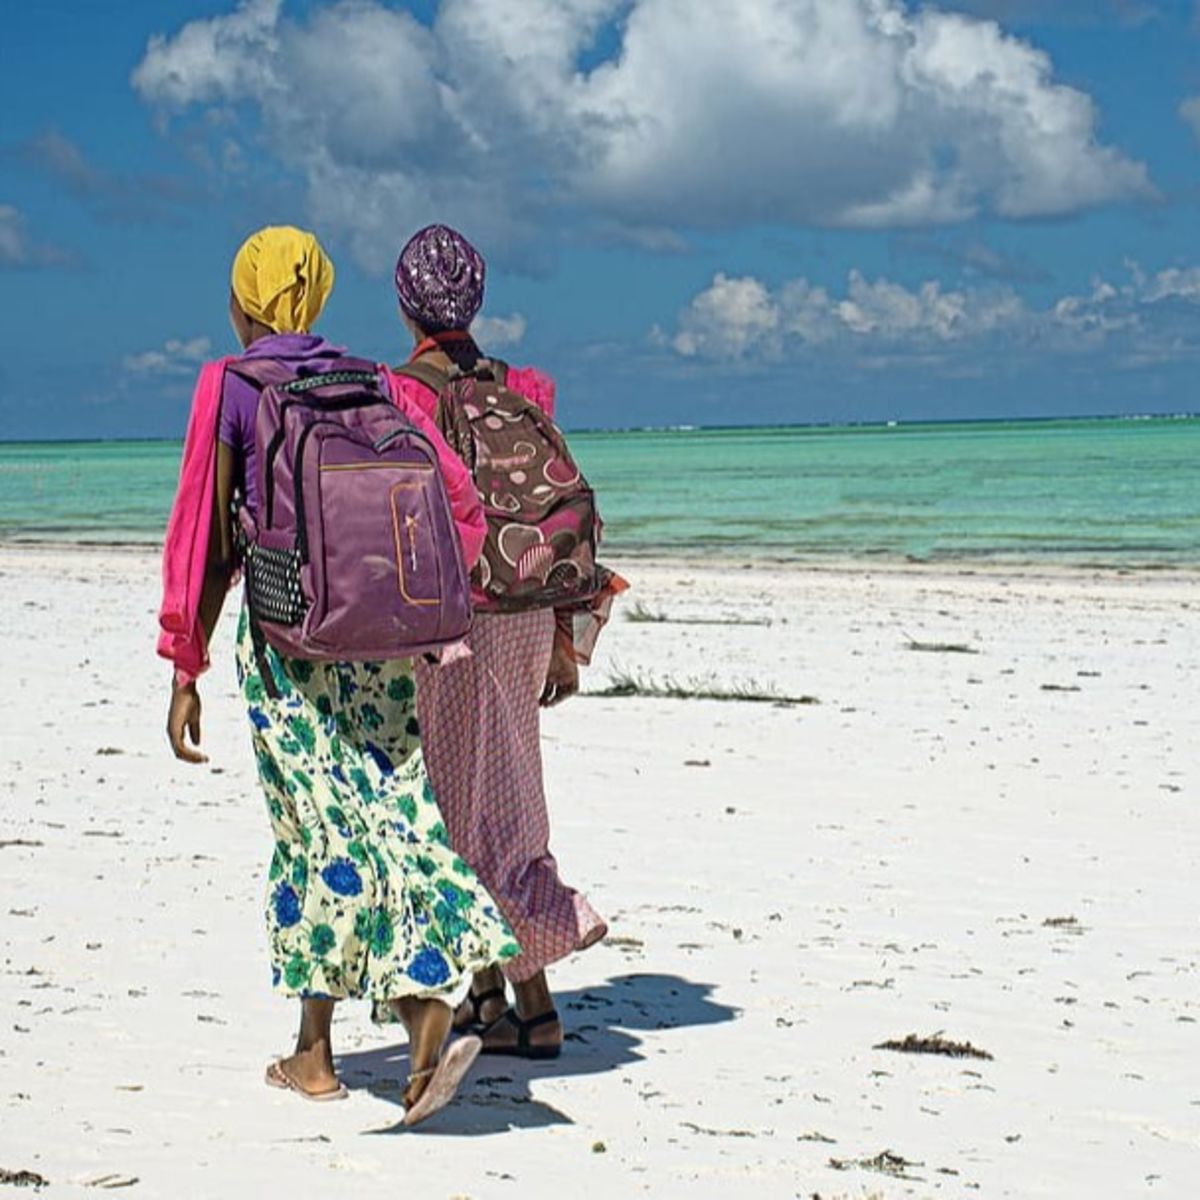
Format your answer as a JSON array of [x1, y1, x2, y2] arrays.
[[2, 409, 1198, 448]]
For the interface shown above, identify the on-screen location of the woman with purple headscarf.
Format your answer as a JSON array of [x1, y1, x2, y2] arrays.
[[389, 225, 609, 1058]]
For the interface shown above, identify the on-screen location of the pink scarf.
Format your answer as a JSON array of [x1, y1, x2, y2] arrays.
[[157, 358, 232, 683]]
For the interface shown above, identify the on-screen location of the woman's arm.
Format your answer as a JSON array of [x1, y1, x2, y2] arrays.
[[505, 366, 555, 418], [167, 442, 237, 763], [540, 621, 580, 707]]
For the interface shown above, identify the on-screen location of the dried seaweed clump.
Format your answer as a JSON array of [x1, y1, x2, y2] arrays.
[[873, 1032, 994, 1061]]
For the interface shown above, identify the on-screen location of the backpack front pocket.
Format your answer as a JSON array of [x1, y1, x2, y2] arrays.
[[308, 446, 443, 654], [391, 477, 442, 605]]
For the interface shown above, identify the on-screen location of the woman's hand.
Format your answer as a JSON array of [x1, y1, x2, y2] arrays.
[[166, 440, 235, 767], [540, 639, 580, 708], [167, 680, 208, 764]]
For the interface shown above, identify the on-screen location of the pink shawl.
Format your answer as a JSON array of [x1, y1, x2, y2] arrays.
[[157, 358, 232, 682]]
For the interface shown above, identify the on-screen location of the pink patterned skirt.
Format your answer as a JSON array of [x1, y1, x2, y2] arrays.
[[415, 609, 607, 983]]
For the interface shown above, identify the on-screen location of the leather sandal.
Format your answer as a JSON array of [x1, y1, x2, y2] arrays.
[[479, 1008, 562, 1060], [453, 985, 506, 1034]]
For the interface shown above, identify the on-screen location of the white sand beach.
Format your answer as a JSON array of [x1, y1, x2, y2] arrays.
[[1, 545, 1197, 1199]]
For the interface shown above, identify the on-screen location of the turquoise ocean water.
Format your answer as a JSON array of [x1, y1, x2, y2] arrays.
[[1, 416, 1197, 565]]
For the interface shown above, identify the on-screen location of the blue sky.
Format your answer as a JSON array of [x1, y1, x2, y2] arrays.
[[2, 0, 1200, 438]]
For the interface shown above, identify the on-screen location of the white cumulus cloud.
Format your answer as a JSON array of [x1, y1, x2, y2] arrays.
[[671, 270, 1028, 360], [671, 275, 784, 360], [134, 0, 282, 108], [132, 0, 1152, 269], [666, 260, 1200, 364]]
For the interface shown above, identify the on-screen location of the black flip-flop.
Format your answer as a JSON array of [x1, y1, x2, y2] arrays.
[[453, 985, 506, 1034], [479, 1008, 562, 1060]]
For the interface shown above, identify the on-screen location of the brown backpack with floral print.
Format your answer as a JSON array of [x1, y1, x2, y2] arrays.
[[394, 356, 606, 612]]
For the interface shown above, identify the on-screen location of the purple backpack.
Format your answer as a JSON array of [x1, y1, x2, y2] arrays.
[[229, 355, 472, 681]]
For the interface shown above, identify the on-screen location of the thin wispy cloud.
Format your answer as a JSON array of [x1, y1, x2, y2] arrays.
[[940, 1, 1161, 27], [893, 234, 1052, 285], [1180, 96, 1200, 142], [0, 203, 78, 270], [470, 313, 527, 349], [122, 336, 212, 375], [12, 129, 193, 225]]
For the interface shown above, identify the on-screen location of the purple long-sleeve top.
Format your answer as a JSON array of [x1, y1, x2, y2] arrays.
[[218, 332, 344, 517]]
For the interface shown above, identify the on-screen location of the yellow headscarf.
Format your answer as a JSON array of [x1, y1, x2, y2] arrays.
[[230, 226, 335, 334]]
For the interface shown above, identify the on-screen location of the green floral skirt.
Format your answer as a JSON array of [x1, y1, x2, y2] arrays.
[[235, 608, 518, 1013]]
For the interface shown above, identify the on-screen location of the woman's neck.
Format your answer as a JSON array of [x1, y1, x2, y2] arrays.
[[411, 329, 478, 369], [243, 323, 286, 349]]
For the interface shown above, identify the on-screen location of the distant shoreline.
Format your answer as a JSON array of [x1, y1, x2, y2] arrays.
[[3, 538, 1198, 580], [1, 409, 1197, 447]]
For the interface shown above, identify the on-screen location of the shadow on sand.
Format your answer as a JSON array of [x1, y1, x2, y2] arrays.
[[336, 972, 737, 1136]]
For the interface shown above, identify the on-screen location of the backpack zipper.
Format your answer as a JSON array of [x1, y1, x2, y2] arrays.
[[319, 462, 433, 472], [405, 514, 419, 571], [291, 416, 437, 562], [264, 396, 386, 529]]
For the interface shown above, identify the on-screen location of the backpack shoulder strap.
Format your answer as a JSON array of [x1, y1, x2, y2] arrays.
[[394, 357, 511, 391], [231, 355, 382, 397], [392, 360, 452, 395], [226, 356, 297, 389], [478, 358, 508, 386]]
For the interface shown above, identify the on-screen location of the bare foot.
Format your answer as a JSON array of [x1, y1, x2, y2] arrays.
[[391, 997, 454, 1109], [267, 1046, 342, 1097], [579, 924, 607, 952], [401, 1036, 481, 1128]]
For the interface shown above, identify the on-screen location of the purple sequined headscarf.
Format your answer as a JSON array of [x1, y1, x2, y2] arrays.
[[394, 224, 486, 334]]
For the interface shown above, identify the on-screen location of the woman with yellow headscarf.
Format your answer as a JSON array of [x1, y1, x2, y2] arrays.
[[230, 224, 335, 334], [158, 226, 513, 1122]]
